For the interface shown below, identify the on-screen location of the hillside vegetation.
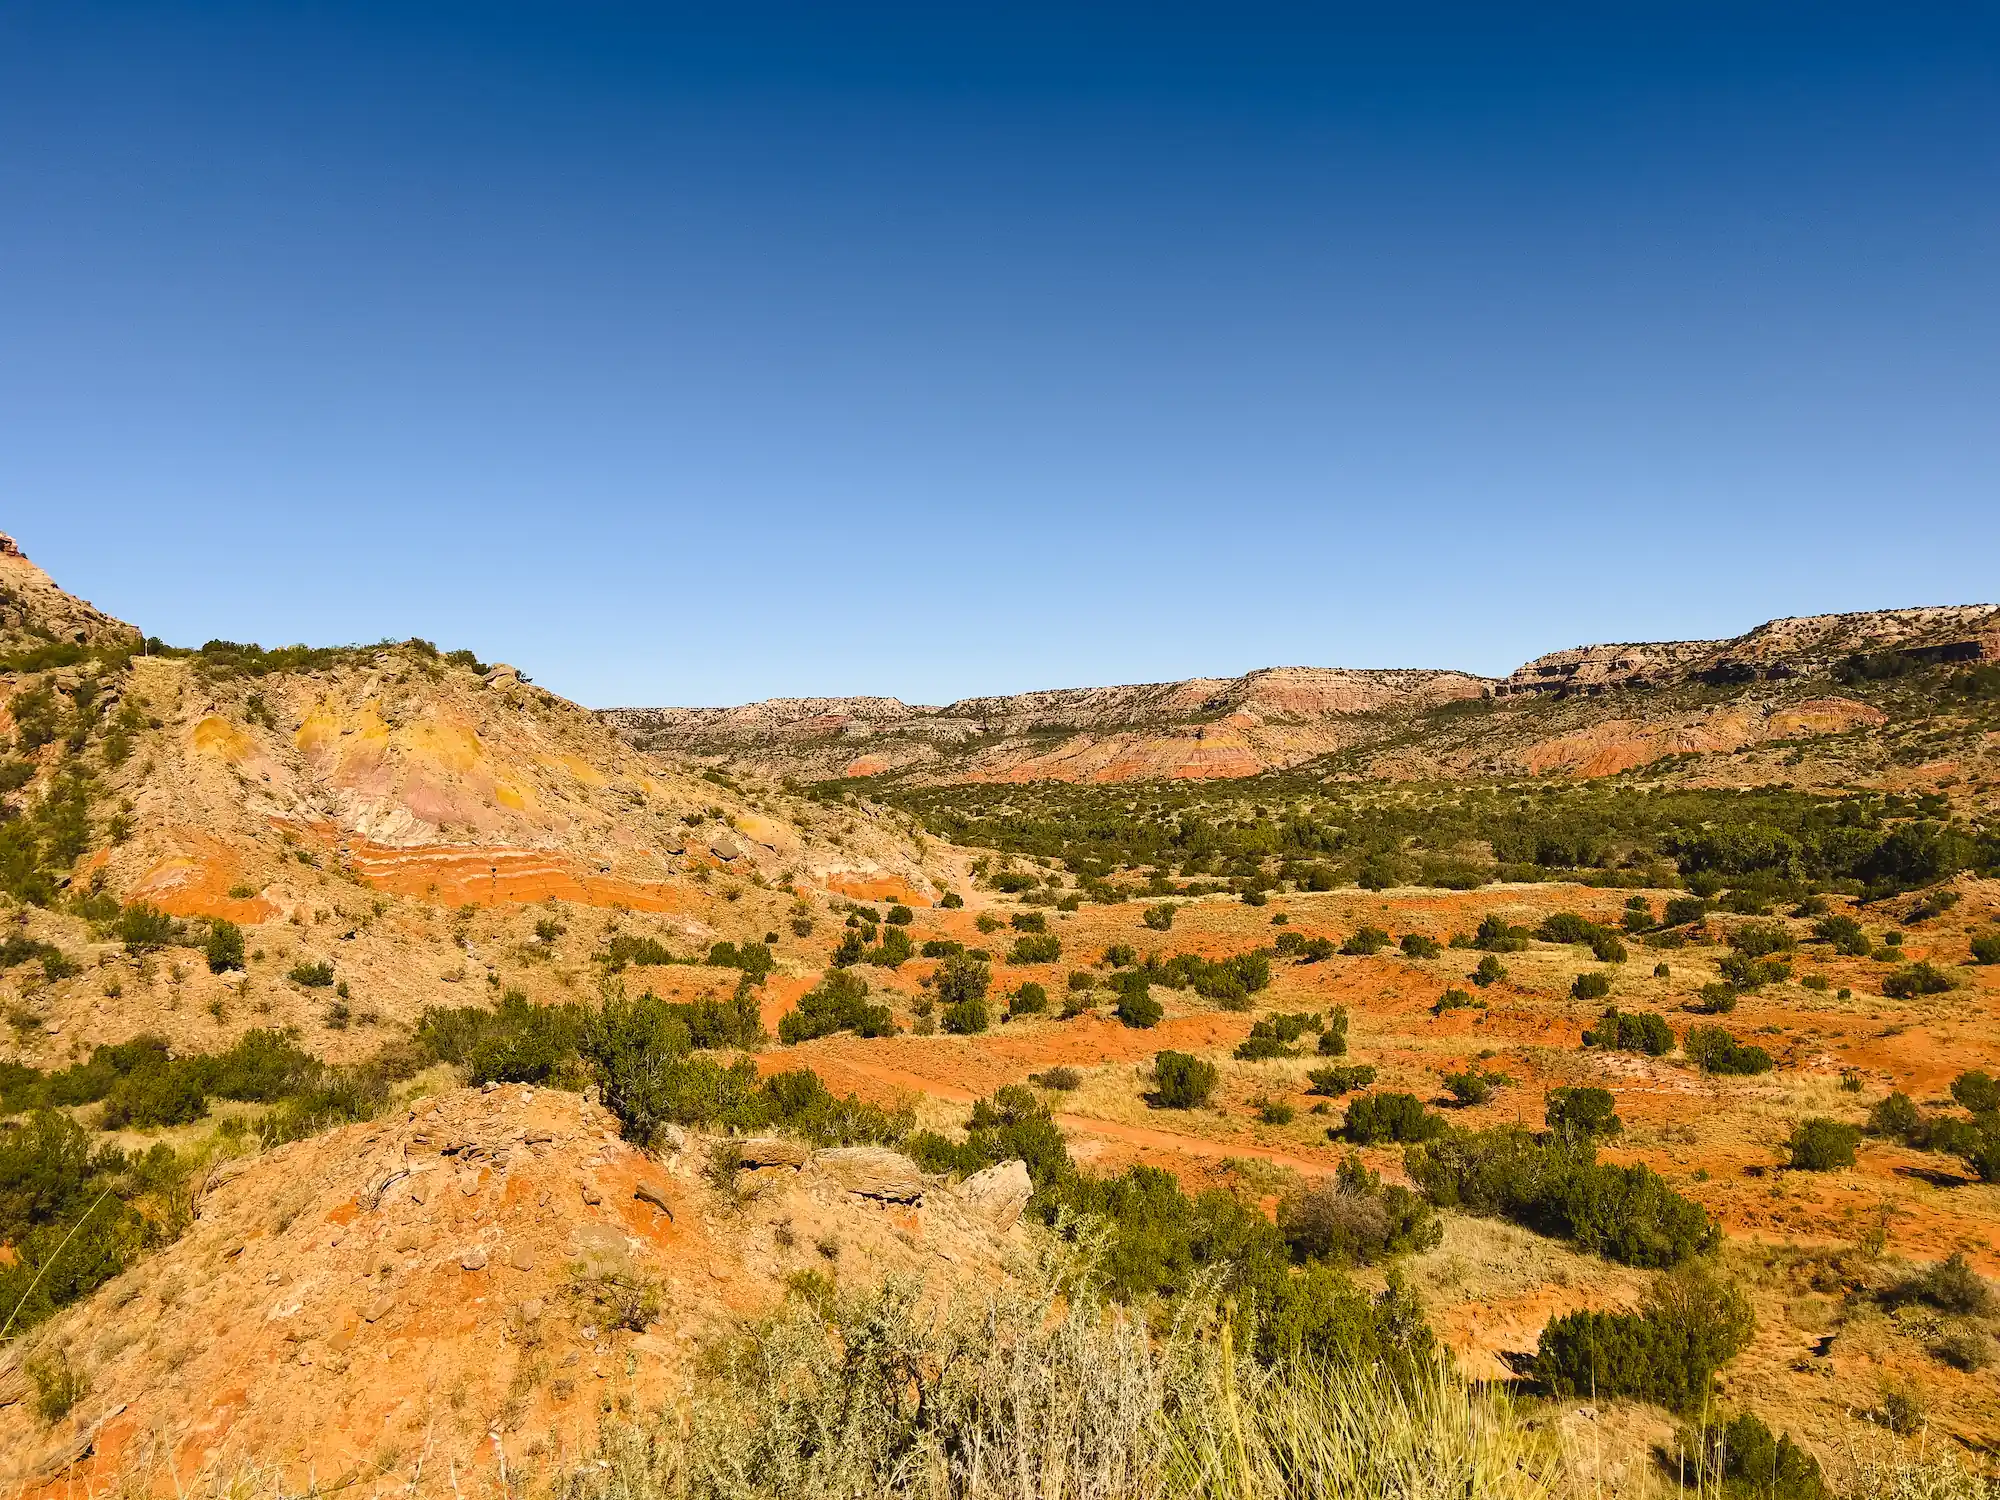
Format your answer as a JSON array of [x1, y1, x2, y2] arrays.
[[1, 534, 1997, 1498]]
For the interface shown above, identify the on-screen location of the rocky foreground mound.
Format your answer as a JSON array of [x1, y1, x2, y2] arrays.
[[0, 1086, 1032, 1498]]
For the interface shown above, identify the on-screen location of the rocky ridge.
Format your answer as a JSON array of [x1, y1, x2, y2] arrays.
[[0, 534, 138, 656]]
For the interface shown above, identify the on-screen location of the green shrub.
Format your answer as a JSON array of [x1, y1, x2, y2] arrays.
[[1399, 933, 1443, 959], [1114, 981, 1162, 1029], [1141, 904, 1176, 931], [601, 932, 681, 969], [203, 1028, 322, 1100], [26, 1348, 88, 1423], [1305, 1063, 1376, 1096], [418, 992, 582, 1079], [1681, 1411, 1827, 1500], [115, 902, 180, 952], [1718, 950, 1791, 990], [1785, 1117, 1860, 1171], [98, 1061, 210, 1130], [1102, 943, 1137, 968], [0, 1112, 147, 1330], [582, 998, 743, 1143], [1664, 896, 1709, 926], [1010, 933, 1062, 964], [779, 970, 896, 1044], [1536, 1264, 1755, 1408], [1545, 1086, 1622, 1139], [1137, 949, 1271, 1007], [204, 920, 245, 974], [1622, 897, 1654, 933], [1342, 1092, 1443, 1145], [920, 939, 964, 958], [1882, 961, 1957, 998], [1442, 1070, 1504, 1107], [1813, 913, 1870, 955], [1405, 1127, 1716, 1267], [707, 940, 777, 982], [1008, 910, 1045, 933], [1472, 915, 1529, 952], [1728, 921, 1796, 958], [1571, 971, 1611, 1001], [1688, 984, 1739, 1015], [1432, 988, 1477, 1016], [1581, 1007, 1674, 1056], [1944, 1117, 2000, 1182], [859, 926, 913, 967], [1151, 1051, 1217, 1109], [906, 1085, 1070, 1192], [755, 1069, 913, 1149], [1951, 1069, 2000, 1115], [288, 959, 335, 988], [1278, 1154, 1441, 1265], [1065, 970, 1095, 992], [1590, 932, 1628, 963], [1684, 1026, 1773, 1075], [885, 904, 913, 926], [1340, 926, 1390, 956], [934, 952, 990, 1007], [1234, 1011, 1319, 1060], [1886, 1251, 1994, 1316], [1537, 912, 1601, 945], [1470, 956, 1507, 988], [941, 998, 990, 1034], [1317, 1006, 1349, 1054], [1009, 982, 1049, 1016], [1933, 1327, 1997, 1373]]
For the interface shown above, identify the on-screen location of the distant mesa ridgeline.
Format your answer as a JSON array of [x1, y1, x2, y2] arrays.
[[600, 666, 1489, 746], [1492, 605, 2000, 699], [600, 604, 2000, 785]]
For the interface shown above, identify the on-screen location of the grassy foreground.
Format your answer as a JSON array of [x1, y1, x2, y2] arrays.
[[554, 1265, 2000, 1500], [563, 1271, 1561, 1500]]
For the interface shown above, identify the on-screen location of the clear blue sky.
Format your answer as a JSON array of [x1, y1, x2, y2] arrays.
[[4, 3, 1995, 707]]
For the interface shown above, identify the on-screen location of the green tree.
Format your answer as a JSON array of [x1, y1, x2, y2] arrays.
[[204, 919, 245, 975]]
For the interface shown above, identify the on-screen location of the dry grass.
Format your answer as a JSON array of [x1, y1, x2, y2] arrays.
[[562, 1265, 1570, 1500]]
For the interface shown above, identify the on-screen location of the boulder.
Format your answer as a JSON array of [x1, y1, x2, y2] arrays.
[[733, 811, 795, 852], [734, 1137, 811, 1170], [816, 1146, 925, 1203], [708, 832, 745, 860], [957, 1159, 1032, 1230]]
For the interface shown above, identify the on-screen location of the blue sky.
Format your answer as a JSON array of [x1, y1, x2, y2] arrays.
[[3, 3, 1995, 707]]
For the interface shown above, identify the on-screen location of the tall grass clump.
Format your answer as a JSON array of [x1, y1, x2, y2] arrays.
[[564, 1267, 1565, 1500]]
